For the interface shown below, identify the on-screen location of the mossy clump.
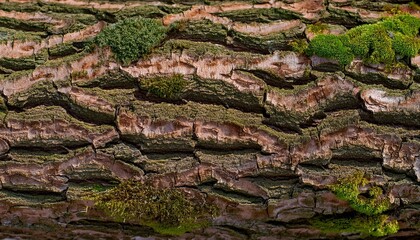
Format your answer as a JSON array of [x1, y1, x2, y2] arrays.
[[306, 14, 420, 65], [306, 34, 354, 65], [140, 74, 187, 100], [306, 22, 329, 34], [95, 18, 167, 65], [311, 214, 399, 237], [330, 171, 390, 216], [288, 39, 309, 54], [90, 180, 217, 236]]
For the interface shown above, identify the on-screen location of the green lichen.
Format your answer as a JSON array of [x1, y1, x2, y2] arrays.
[[89, 180, 218, 236], [311, 214, 399, 237], [330, 171, 391, 216], [95, 18, 167, 65], [307, 14, 420, 65], [140, 74, 187, 100]]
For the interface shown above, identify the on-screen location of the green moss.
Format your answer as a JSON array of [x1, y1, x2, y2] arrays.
[[140, 74, 187, 100], [311, 214, 399, 237], [306, 34, 353, 66], [330, 171, 391, 216], [89, 180, 217, 236], [95, 18, 167, 65], [307, 14, 420, 65], [393, 32, 420, 57]]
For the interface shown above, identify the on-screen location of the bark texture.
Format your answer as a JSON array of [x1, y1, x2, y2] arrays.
[[0, 0, 419, 239]]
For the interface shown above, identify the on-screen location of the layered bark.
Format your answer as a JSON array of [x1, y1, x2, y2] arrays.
[[0, 0, 419, 239]]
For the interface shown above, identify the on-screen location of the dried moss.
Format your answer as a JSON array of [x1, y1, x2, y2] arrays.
[[90, 180, 217, 236]]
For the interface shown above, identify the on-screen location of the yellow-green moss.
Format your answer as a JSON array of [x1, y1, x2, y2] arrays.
[[89, 180, 217, 236], [311, 214, 399, 237], [307, 14, 420, 65], [330, 171, 391, 216], [288, 39, 308, 54], [307, 22, 329, 34]]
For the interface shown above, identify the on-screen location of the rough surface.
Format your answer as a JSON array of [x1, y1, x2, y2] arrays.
[[0, 0, 419, 239]]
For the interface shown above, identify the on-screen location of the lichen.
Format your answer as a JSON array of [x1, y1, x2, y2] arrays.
[[89, 180, 218, 236]]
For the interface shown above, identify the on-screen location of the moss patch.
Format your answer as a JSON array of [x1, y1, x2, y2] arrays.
[[140, 74, 187, 100], [307, 14, 420, 65], [330, 171, 390, 216], [306, 34, 354, 66], [95, 18, 167, 65], [89, 180, 217, 236], [288, 39, 309, 54], [311, 214, 399, 237]]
